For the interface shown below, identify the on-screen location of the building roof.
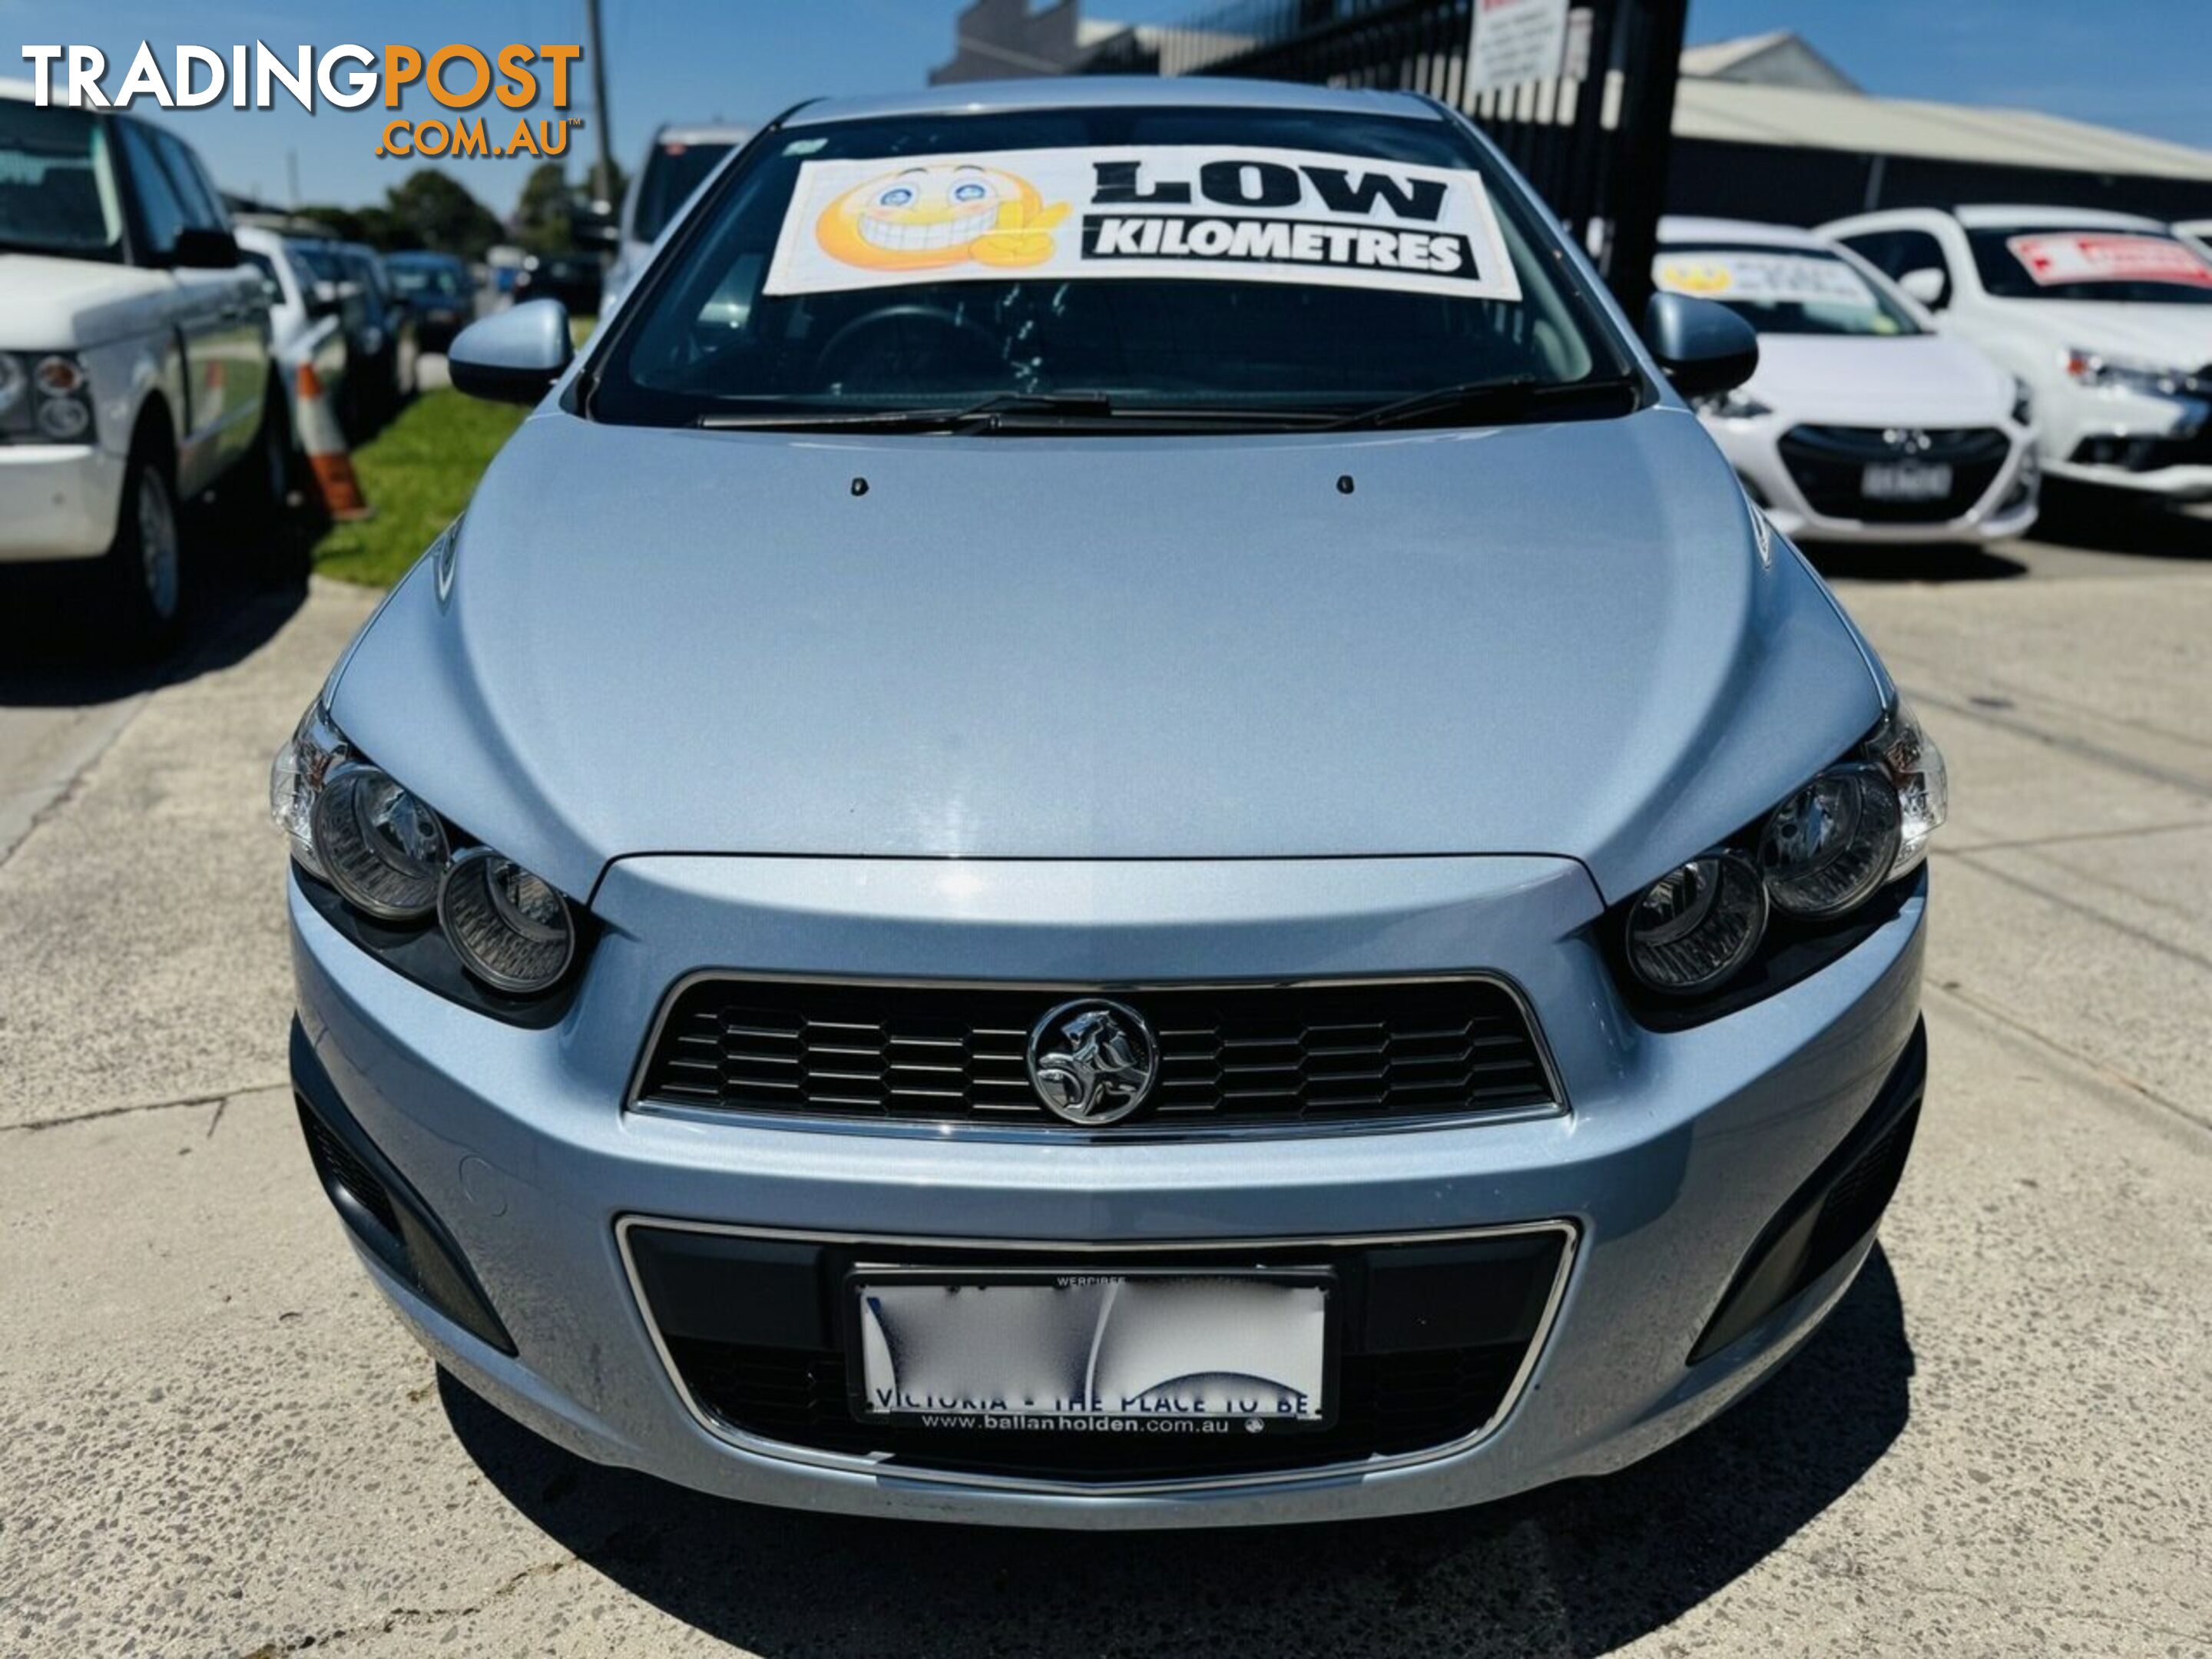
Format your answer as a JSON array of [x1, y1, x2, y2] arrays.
[[1679, 31, 1860, 94], [1671, 79, 2212, 184]]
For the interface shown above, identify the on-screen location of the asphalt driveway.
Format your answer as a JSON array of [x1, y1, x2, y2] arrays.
[[1, 512, 2207, 1656]]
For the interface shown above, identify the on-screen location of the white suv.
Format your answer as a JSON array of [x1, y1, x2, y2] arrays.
[[1822, 205, 2212, 505], [0, 81, 283, 649]]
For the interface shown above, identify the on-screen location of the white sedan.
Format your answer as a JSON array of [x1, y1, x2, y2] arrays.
[[1822, 205, 2212, 505], [1654, 217, 2038, 545]]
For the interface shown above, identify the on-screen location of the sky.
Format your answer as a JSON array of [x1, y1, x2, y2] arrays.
[[2, 0, 2207, 216]]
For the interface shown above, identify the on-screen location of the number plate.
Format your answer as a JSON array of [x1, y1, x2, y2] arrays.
[[1862, 460, 1953, 502], [849, 1269, 1333, 1429]]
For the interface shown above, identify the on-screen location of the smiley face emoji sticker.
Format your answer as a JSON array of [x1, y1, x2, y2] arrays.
[[816, 162, 1071, 272]]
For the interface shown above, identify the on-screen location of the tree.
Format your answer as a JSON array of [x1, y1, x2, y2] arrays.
[[383, 170, 505, 261], [512, 161, 574, 255]]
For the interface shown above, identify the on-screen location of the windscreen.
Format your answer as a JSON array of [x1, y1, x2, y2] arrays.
[[1968, 227, 2212, 305], [390, 263, 463, 297], [634, 138, 740, 243], [1653, 244, 1922, 336], [0, 101, 123, 260], [591, 106, 1623, 428]]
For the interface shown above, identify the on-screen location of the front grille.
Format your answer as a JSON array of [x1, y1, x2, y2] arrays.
[[2069, 424, 2212, 472], [635, 977, 1552, 1129], [1778, 425, 2012, 522], [626, 1224, 1572, 1484]]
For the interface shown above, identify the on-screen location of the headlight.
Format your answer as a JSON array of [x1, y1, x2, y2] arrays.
[[1757, 763, 1901, 919], [0, 350, 94, 442], [1692, 389, 1773, 421], [438, 849, 577, 994], [2062, 348, 2197, 399], [273, 696, 584, 1005], [2009, 378, 2033, 426], [1618, 697, 1945, 1003], [1867, 697, 1948, 880], [1624, 852, 1767, 995], [270, 697, 350, 876], [311, 763, 450, 921]]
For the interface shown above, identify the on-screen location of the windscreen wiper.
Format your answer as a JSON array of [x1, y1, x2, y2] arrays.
[[1325, 373, 1644, 432], [697, 391, 1114, 432]]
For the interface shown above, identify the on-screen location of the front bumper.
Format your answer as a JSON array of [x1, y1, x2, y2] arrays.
[[0, 442, 124, 562], [289, 853, 1926, 1528]]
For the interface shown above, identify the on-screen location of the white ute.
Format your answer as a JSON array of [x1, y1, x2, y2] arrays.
[[0, 81, 283, 649], [1823, 205, 2212, 505], [1655, 216, 2038, 545]]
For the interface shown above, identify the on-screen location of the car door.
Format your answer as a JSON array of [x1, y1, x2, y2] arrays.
[[157, 127, 267, 473], [112, 118, 227, 493]]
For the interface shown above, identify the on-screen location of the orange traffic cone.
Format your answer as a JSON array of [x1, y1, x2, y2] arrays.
[[296, 361, 373, 522]]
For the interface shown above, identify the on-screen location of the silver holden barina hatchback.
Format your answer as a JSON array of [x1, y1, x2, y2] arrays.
[[274, 78, 1944, 1528]]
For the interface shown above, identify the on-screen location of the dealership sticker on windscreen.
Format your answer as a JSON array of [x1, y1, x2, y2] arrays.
[[2007, 232, 2212, 289], [763, 145, 1524, 301], [1653, 251, 1876, 309]]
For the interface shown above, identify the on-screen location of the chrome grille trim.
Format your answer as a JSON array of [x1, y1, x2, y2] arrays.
[[625, 970, 1566, 1141]]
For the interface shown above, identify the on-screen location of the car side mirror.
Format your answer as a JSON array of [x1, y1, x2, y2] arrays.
[[1641, 292, 1760, 399], [1897, 267, 1950, 310], [171, 227, 242, 270], [448, 299, 574, 405]]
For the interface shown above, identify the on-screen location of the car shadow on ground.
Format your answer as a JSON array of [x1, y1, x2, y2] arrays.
[[0, 511, 310, 709], [2026, 488, 2212, 561], [442, 1248, 1912, 1657], [1803, 542, 2030, 584]]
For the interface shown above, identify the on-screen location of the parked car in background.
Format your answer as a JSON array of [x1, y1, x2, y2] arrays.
[[235, 225, 349, 478], [2177, 220, 2212, 263], [280, 79, 1944, 1529], [334, 240, 418, 419], [512, 250, 604, 316], [283, 237, 373, 428], [384, 251, 476, 352], [1824, 205, 2212, 505], [1655, 217, 2038, 544], [0, 78, 283, 650], [598, 121, 751, 311]]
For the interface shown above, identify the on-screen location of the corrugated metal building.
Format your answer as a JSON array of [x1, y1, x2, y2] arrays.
[[1667, 33, 2212, 226]]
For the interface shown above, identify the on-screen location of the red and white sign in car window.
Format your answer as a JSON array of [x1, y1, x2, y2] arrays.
[[2006, 231, 2212, 290]]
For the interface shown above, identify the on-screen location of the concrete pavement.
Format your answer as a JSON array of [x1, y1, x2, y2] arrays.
[[0, 534, 2207, 1656]]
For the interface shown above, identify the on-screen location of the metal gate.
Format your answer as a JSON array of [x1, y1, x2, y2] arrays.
[[1082, 0, 1689, 311]]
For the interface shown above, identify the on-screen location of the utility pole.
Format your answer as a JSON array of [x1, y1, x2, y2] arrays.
[[584, 0, 617, 207]]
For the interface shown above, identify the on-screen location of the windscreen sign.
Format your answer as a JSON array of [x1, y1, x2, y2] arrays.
[[1654, 251, 1876, 309], [763, 145, 1524, 301], [2007, 231, 2212, 290]]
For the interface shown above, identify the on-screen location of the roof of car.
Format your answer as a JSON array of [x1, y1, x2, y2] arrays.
[[1657, 216, 1836, 250], [384, 249, 468, 265], [651, 122, 753, 146], [782, 76, 1441, 129], [1952, 204, 2167, 231]]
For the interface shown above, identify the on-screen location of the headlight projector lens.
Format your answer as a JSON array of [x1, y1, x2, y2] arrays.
[[439, 848, 575, 994], [310, 765, 450, 920], [1624, 852, 1767, 994], [1759, 763, 1903, 919]]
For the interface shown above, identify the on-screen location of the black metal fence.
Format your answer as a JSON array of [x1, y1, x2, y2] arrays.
[[1084, 0, 1688, 311]]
